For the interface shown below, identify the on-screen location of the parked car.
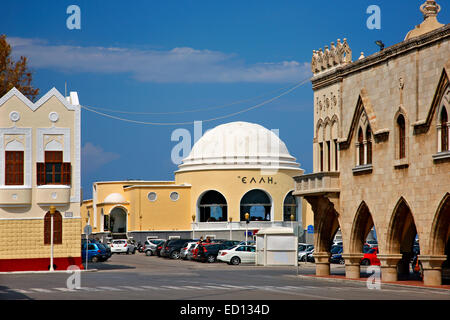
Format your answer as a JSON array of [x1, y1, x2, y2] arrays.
[[306, 249, 315, 263], [360, 247, 380, 266], [110, 239, 135, 254], [156, 240, 168, 257], [82, 242, 109, 262], [181, 242, 198, 260], [196, 243, 231, 263], [162, 239, 193, 259], [365, 240, 378, 248], [238, 240, 256, 246], [217, 245, 256, 265], [329, 245, 344, 264], [216, 240, 241, 248], [298, 244, 314, 262], [144, 239, 165, 256]]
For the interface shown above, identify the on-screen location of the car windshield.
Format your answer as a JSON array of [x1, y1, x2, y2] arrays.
[[298, 245, 306, 251], [97, 243, 106, 250]]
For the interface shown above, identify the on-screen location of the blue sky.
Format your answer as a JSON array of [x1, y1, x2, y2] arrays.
[[2, 1, 449, 199]]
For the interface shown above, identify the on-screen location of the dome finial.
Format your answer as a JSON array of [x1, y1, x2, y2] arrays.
[[420, 1, 441, 20]]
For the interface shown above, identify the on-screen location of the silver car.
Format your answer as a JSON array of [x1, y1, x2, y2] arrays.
[[180, 242, 198, 260], [298, 244, 314, 261], [144, 239, 165, 256]]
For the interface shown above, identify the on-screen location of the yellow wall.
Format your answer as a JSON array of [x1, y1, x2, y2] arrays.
[[175, 168, 302, 222]]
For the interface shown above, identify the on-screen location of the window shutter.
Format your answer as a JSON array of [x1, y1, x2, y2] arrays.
[[37, 162, 45, 185], [62, 163, 71, 185]]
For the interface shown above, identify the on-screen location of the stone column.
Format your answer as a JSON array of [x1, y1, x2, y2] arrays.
[[378, 254, 402, 282], [419, 255, 447, 286], [342, 253, 364, 279], [314, 252, 331, 276]]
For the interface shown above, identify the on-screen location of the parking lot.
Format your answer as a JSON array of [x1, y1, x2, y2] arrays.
[[1, 251, 450, 300]]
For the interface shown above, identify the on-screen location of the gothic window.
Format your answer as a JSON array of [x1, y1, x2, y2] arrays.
[[397, 115, 406, 159], [441, 107, 448, 152], [366, 126, 372, 165], [5, 151, 24, 185], [358, 127, 364, 165]]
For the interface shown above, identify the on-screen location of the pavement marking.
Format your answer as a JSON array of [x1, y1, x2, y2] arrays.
[[182, 286, 202, 290], [203, 285, 230, 290], [53, 288, 76, 292], [78, 287, 102, 292], [29, 288, 53, 293], [119, 286, 145, 291], [161, 286, 189, 290], [6, 288, 32, 294], [96, 286, 123, 291], [139, 286, 159, 290]]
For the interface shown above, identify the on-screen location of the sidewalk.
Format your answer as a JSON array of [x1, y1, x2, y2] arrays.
[[296, 271, 450, 292]]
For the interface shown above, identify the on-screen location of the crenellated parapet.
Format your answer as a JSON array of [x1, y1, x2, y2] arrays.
[[311, 39, 352, 75]]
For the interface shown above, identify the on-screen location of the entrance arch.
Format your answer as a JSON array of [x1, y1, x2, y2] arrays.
[[109, 206, 127, 234], [386, 197, 418, 280], [427, 193, 450, 285], [240, 189, 272, 222], [349, 202, 375, 253], [198, 190, 228, 222]]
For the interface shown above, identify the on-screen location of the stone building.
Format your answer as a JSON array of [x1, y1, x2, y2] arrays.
[[294, 0, 449, 286]]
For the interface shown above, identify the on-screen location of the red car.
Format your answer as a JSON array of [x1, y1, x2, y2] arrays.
[[361, 247, 380, 266]]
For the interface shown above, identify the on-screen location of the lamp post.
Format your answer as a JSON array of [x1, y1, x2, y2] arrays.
[[49, 206, 56, 271], [229, 217, 233, 240], [290, 213, 295, 232], [245, 213, 250, 244], [191, 214, 196, 239]]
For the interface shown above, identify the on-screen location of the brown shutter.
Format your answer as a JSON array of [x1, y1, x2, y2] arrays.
[[53, 212, 63, 244], [62, 163, 71, 185], [44, 213, 51, 244], [37, 162, 45, 185]]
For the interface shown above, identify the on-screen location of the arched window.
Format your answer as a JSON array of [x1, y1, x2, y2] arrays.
[[319, 142, 324, 171], [198, 190, 228, 222], [358, 127, 364, 165], [44, 211, 62, 245], [397, 115, 406, 159], [240, 190, 272, 222], [366, 126, 372, 165], [441, 107, 448, 152], [283, 191, 298, 222]]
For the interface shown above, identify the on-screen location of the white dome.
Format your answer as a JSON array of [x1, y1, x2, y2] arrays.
[[177, 121, 301, 172], [103, 193, 127, 204]]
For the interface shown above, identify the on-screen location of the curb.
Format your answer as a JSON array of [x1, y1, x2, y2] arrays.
[[0, 269, 98, 275], [293, 274, 450, 292]]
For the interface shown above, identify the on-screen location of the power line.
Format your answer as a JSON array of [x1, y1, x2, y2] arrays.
[[80, 77, 310, 126], [84, 82, 297, 115]]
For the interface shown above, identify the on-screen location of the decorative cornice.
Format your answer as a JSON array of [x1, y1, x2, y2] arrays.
[[311, 24, 449, 91], [0, 87, 76, 111]]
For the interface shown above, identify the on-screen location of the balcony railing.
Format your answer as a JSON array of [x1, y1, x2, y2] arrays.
[[192, 221, 299, 231], [293, 172, 340, 197]]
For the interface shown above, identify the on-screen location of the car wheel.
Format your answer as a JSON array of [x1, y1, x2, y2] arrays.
[[361, 259, 370, 266], [132, 248, 136, 254], [92, 256, 99, 263], [207, 255, 216, 263], [145, 250, 153, 256], [126, 249, 129, 255], [301, 256, 306, 262], [339, 258, 345, 265], [230, 256, 241, 265], [170, 251, 180, 259]]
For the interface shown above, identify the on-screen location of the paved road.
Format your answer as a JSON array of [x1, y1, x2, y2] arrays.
[[0, 253, 449, 300]]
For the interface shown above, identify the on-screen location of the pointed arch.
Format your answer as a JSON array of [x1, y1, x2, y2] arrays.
[[386, 197, 417, 254], [340, 89, 380, 150], [349, 201, 375, 253], [430, 193, 450, 256]]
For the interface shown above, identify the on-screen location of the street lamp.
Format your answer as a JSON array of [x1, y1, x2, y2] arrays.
[[290, 213, 295, 232], [245, 213, 250, 244], [49, 206, 56, 271], [375, 40, 385, 51], [191, 214, 196, 239], [229, 217, 233, 240]]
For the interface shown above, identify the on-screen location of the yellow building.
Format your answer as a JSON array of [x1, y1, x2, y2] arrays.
[[0, 87, 82, 271], [81, 122, 313, 243]]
